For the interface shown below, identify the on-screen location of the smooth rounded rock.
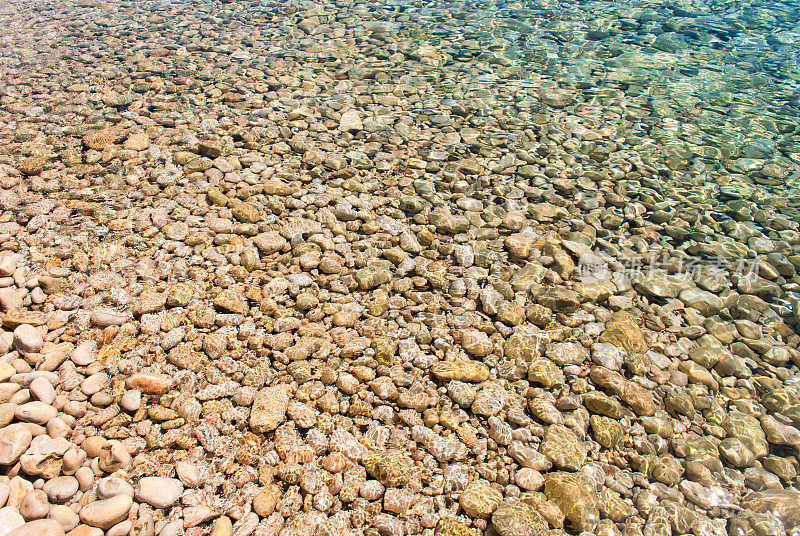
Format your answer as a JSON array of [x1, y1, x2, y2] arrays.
[[78, 495, 132, 530], [0, 507, 25, 534], [19, 490, 49, 521], [14, 402, 57, 425], [7, 519, 65, 536], [29, 378, 56, 406], [96, 477, 134, 500], [12, 325, 42, 355], [47, 505, 79, 532], [134, 477, 183, 508], [42, 477, 79, 503]]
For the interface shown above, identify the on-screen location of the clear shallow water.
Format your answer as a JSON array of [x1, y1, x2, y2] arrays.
[[382, 0, 800, 172], [1, 0, 798, 221]]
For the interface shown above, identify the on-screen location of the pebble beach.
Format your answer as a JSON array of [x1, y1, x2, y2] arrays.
[[1, 0, 800, 535]]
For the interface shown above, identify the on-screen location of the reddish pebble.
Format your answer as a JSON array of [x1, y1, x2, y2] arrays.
[[173, 76, 194, 86], [125, 373, 174, 395], [82, 125, 127, 151]]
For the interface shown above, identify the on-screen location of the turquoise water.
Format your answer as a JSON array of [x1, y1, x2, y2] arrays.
[[391, 0, 800, 170]]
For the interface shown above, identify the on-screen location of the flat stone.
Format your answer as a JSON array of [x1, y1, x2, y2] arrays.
[[679, 288, 724, 316], [543, 472, 598, 533], [253, 232, 287, 255], [537, 88, 574, 108], [261, 181, 298, 195], [3, 310, 48, 329], [722, 411, 768, 459], [740, 488, 800, 532], [0, 424, 32, 465], [165, 283, 194, 307], [135, 477, 183, 508], [590, 416, 624, 449], [89, 309, 130, 327], [589, 367, 655, 416], [429, 209, 469, 234], [541, 425, 585, 471], [362, 451, 413, 488], [760, 415, 800, 447], [356, 260, 393, 290], [231, 202, 261, 224], [460, 481, 502, 518], [527, 357, 564, 388], [339, 110, 363, 132], [15, 402, 57, 425], [461, 331, 493, 357], [634, 272, 693, 300], [7, 519, 65, 536], [536, 287, 579, 314], [213, 289, 247, 315], [125, 373, 173, 395], [78, 494, 132, 530], [123, 132, 149, 151], [250, 384, 291, 433], [432, 361, 490, 383], [472, 383, 506, 417], [42, 476, 79, 503], [599, 311, 647, 355], [82, 125, 127, 150], [491, 500, 547, 536], [434, 519, 474, 536]]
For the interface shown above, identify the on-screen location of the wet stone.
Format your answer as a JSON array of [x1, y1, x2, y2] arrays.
[[471, 382, 506, 417], [590, 415, 624, 449], [250, 385, 291, 433], [356, 260, 393, 290], [448, 381, 477, 408], [543, 472, 598, 533], [722, 411, 769, 459], [460, 481, 502, 518], [541, 424, 585, 471], [599, 310, 647, 355], [4, 0, 800, 533], [435, 519, 475, 536], [527, 357, 564, 388], [491, 500, 548, 536], [362, 451, 413, 488], [429, 209, 470, 234], [82, 125, 126, 150], [432, 360, 490, 382]]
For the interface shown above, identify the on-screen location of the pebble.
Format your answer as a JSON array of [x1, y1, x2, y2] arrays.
[[134, 477, 183, 509], [14, 402, 56, 425], [0, 425, 32, 465], [12, 325, 42, 355], [42, 477, 78, 503], [460, 481, 502, 518], [250, 385, 290, 433], [6, 519, 65, 536], [78, 495, 132, 530]]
